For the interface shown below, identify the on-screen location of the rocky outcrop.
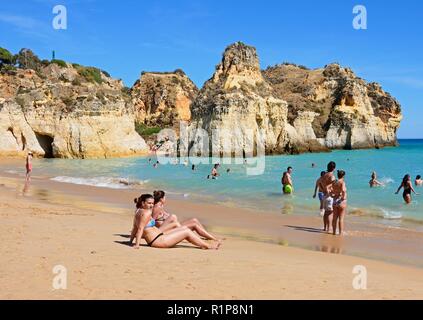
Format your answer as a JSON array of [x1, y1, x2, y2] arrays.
[[263, 63, 402, 150], [189, 42, 330, 156], [189, 42, 402, 156], [131, 70, 198, 128], [0, 63, 148, 158]]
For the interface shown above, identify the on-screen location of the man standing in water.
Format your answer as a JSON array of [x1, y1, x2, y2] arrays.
[[281, 167, 293, 194], [313, 171, 327, 216], [321, 161, 336, 232]]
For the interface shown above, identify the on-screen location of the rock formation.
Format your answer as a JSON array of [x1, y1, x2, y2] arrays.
[[131, 70, 198, 128], [263, 62, 402, 150], [188, 42, 402, 156], [0, 60, 148, 158]]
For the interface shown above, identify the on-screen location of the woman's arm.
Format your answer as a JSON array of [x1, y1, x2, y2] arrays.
[[313, 182, 318, 198], [134, 212, 150, 249], [395, 183, 403, 194], [409, 182, 419, 195]]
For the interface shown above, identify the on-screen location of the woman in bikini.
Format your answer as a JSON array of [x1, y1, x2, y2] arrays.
[[152, 190, 220, 242], [129, 194, 220, 250], [396, 174, 419, 204], [332, 170, 347, 236]]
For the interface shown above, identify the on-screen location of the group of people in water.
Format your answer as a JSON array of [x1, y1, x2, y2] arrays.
[[281, 161, 421, 235]]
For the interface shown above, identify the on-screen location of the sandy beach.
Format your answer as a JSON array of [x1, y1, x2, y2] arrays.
[[1, 159, 423, 300]]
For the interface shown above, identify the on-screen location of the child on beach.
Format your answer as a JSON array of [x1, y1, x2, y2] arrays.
[[129, 194, 220, 250], [313, 171, 326, 216], [25, 151, 33, 181]]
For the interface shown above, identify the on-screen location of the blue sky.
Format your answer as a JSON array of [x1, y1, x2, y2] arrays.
[[1, 0, 422, 138]]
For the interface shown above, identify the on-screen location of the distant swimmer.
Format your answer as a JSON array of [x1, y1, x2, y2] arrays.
[[396, 174, 419, 204], [192, 164, 196, 171], [332, 170, 347, 236], [226, 168, 230, 174], [311, 163, 316, 168], [281, 167, 293, 194], [153, 161, 159, 168], [369, 171, 384, 187], [415, 175, 422, 186], [321, 161, 337, 232], [148, 158, 152, 163], [207, 164, 220, 179], [313, 171, 327, 216]]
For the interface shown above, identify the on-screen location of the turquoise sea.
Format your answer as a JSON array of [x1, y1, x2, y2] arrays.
[[3, 139, 422, 226]]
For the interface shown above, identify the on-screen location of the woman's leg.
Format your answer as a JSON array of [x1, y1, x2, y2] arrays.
[[332, 207, 339, 235], [338, 204, 346, 235], [154, 226, 220, 250], [158, 215, 181, 233], [181, 218, 219, 241], [404, 194, 412, 204]]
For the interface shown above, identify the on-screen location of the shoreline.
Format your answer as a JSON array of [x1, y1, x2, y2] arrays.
[[1, 176, 423, 299], [1, 162, 423, 269]]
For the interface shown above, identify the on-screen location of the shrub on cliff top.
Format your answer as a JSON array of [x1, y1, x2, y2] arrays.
[[75, 66, 103, 84], [0, 47, 14, 65], [15, 49, 42, 71], [51, 59, 67, 68]]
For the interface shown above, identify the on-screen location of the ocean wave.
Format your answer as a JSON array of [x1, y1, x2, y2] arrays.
[[380, 208, 403, 220], [50, 176, 149, 189]]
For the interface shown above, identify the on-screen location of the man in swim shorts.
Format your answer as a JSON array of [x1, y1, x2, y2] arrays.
[[281, 167, 293, 194], [321, 161, 336, 232], [313, 171, 327, 216]]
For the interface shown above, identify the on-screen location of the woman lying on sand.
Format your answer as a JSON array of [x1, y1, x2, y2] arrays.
[[129, 194, 220, 250], [152, 190, 220, 242]]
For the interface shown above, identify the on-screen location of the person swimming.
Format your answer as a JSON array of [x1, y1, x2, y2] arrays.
[[369, 171, 384, 187], [395, 174, 419, 204], [415, 175, 422, 186], [281, 167, 293, 194], [313, 171, 327, 216], [207, 164, 220, 179]]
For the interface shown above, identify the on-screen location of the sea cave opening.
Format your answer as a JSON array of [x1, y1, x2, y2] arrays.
[[35, 133, 54, 158]]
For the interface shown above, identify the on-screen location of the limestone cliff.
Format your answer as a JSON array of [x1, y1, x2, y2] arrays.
[[0, 60, 148, 158], [189, 42, 402, 156], [131, 70, 198, 128], [262, 63, 402, 149], [189, 42, 330, 156]]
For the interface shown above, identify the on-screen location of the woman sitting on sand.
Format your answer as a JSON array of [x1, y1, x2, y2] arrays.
[[395, 174, 419, 204], [332, 170, 347, 236], [369, 171, 384, 187], [152, 190, 220, 242], [129, 194, 220, 250]]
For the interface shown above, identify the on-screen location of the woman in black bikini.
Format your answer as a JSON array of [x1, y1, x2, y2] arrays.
[[395, 174, 419, 204], [129, 194, 220, 250]]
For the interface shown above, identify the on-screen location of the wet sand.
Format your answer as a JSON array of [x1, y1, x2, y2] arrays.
[[1, 159, 423, 299]]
